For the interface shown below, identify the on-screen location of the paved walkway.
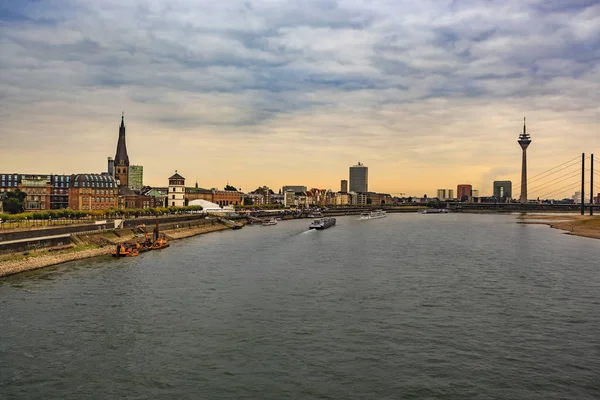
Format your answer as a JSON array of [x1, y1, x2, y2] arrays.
[[0, 233, 71, 245]]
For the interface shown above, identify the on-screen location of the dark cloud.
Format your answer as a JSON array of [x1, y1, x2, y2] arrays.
[[0, 0, 598, 195]]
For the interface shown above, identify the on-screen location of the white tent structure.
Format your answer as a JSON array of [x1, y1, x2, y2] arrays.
[[188, 199, 237, 216], [188, 199, 223, 213]]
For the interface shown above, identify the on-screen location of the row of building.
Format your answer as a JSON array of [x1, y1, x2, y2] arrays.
[[436, 181, 513, 202], [1, 116, 393, 214], [0, 116, 245, 213]]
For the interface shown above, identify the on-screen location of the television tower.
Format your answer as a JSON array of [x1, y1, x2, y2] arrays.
[[518, 117, 532, 204]]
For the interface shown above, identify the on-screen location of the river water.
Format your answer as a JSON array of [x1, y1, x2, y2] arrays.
[[1, 214, 599, 399]]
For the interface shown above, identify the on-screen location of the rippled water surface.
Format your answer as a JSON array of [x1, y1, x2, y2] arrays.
[[1, 214, 600, 399]]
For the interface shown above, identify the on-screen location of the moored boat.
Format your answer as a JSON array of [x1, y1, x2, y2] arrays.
[[111, 243, 139, 257], [262, 218, 278, 226], [309, 217, 336, 230], [112, 220, 170, 257]]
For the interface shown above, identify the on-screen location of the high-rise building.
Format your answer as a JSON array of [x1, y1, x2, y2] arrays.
[[436, 189, 454, 200], [457, 184, 472, 201], [518, 117, 531, 203], [128, 165, 144, 192], [493, 181, 512, 199], [341, 180, 348, 193], [107, 157, 114, 177], [168, 171, 185, 207], [349, 162, 368, 193], [114, 114, 130, 188]]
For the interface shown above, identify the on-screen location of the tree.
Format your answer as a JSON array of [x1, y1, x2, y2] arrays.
[[2, 189, 26, 214], [243, 197, 254, 206], [224, 184, 237, 191]]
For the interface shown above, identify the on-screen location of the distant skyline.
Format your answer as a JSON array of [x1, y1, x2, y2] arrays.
[[1, 1, 598, 197]]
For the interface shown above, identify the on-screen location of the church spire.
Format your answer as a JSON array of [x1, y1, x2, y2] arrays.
[[115, 113, 129, 166]]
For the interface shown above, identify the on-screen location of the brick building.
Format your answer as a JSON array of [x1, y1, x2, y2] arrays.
[[1, 173, 72, 211], [68, 174, 119, 211], [457, 184, 473, 201], [184, 185, 242, 207], [117, 186, 159, 209], [212, 189, 242, 207], [185, 185, 213, 203]]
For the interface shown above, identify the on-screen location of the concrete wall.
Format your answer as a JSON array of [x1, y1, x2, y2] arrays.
[[0, 223, 113, 243], [0, 237, 71, 255]]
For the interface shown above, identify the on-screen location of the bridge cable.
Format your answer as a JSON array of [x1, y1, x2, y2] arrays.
[[513, 156, 583, 192], [527, 169, 583, 194], [537, 181, 582, 200]]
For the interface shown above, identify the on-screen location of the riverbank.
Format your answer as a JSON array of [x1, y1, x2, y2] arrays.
[[518, 214, 600, 240], [0, 222, 231, 278]]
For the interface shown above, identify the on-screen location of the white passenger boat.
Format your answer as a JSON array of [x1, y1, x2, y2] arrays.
[[262, 218, 278, 226], [309, 217, 336, 230], [359, 209, 387, 220]]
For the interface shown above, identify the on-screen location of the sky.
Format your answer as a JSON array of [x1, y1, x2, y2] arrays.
[[1, 0, 599, 197]]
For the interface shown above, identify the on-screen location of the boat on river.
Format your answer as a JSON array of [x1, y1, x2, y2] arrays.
[[359, 209, 387, 220], [262, 218, 278, 226], [112, 221, 169, 257], [309, 217, 336, 230], [420, 209, 449, 214], [111, 243, 139, 257]]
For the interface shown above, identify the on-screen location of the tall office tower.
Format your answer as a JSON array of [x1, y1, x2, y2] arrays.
[[107, 157, 114, 177], [128, 165, 144, 192], [349, 162, 368, 193], [457, 184, 472, 201], [518, 117, 532, 204], [493, 181, 512, 199]]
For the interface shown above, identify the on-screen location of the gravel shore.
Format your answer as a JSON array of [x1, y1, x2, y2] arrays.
[[0, 247, 112, 278], [518, 215, 600, 240]]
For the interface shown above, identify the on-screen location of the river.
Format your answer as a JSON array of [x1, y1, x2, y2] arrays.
[[1, 214, 599, 399]]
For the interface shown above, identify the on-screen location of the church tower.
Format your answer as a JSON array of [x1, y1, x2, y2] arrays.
[[114, 114, 130, 187]]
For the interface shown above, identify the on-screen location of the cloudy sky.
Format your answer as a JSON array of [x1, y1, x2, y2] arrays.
[[1, 0, 598, 197]]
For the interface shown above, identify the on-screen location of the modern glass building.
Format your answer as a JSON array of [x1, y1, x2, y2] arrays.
[[493, 180, 512, 199], [349, 162, 368, 193], [128, 165, 144, 192]]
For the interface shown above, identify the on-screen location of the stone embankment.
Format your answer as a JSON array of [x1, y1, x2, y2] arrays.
[[164, 223, 230, 240], [0, 219, 233, 278]]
